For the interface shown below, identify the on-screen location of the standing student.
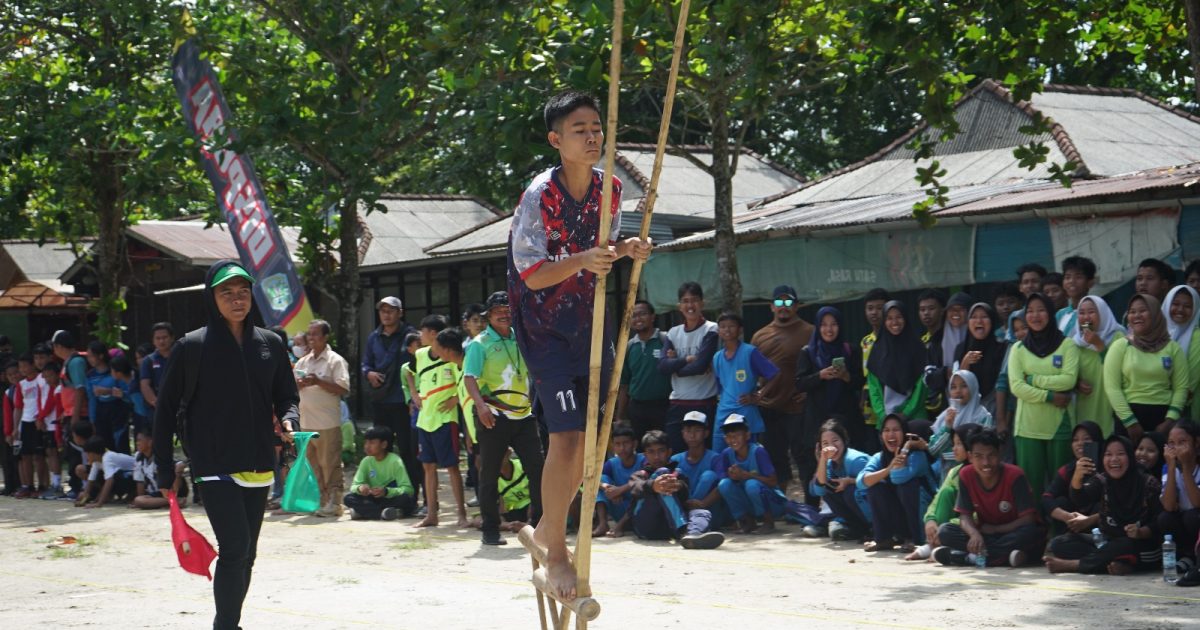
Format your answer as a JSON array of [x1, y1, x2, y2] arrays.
[[993, 282, 1023, 342], [659, 282, 720, 454], [711, 312, 779, 450], [85, 341, 127, 454], [917, 290, 948, 392], [1073, 296, 1124, 437], [1103, 294, 1189, 444], [463, 291, 545, 546], [10, 354, 44, 497], [1186, 260, 1200, 293], [1007, 293, 1079, 497], [294, 319, 351, 518], [857, 413, 935, 552], [1135, 258, 1175, 302], [0, 362, 20, 495], [153, 260, 300, 630], [1041, 273, 1068, 312], [1045, 436, 1163, 575], [37, 361, 65, 498], [505, 90, 652, 601], [994, 309, 1028, 440], [1057, 256, 1097, 337], [1163, 285, 1200, 421], [362, 296, 421, 502], [866, 301, 929, 422], [794, 306, 863, 480], [617, 300, 673, 444], [750, 284, 814, 493], [139, 322, 175, 432], [932, 292, 973, 387], [52, 330, 88, 496], [1159, 420, 1200, 570], [1017, 263, 1048, 299], [808, 419, 872, 541], [858, 288, 891, 449], [411, 316, 468, 529], [955, 303, 1006, 413]]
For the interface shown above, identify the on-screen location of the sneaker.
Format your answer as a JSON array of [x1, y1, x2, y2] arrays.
[[380, 507, 399, 521], [933, 546, 971, 567], [801, 524, 827, 538], [14, 487, 32, 499], [1008, 550, 1027, 568], [415, 505, 428, 518], [680, 531, 725, 550], [466, 496, 480, 508], [39, 488, 59, 500], [482, 531, 508, 546], [349, 509, 367, 521], [1178, 557, 1195, 576], [828, 521, 856, 541], [315, 502, 344, 518], [1178, 566, 1200, 587], [64, 490, 79, 501]]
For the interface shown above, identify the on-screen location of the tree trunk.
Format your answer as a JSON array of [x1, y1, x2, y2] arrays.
[[334, 194, 361, 382], [92, 148, 127, 347], [1186, 0, 1200, 103], [709, 101, 742, 314]]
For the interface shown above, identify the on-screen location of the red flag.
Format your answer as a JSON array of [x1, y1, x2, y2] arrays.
[[168, 490, 218, 580]]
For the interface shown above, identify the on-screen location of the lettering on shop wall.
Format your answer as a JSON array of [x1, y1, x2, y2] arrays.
[[827, 268, 878, 284]]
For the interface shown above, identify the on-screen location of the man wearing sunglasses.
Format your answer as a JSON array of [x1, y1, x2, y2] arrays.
[[463, 291, 545, 546], [750, 285, 815, 496]]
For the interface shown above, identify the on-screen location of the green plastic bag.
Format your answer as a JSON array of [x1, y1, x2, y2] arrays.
[[281, 432, 321, 513]]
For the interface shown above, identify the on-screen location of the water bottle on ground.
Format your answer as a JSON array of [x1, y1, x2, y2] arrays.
[[1092, 527, 1106, 549], [975, 549, 987, 568], [1164, 535, 1178, 584]]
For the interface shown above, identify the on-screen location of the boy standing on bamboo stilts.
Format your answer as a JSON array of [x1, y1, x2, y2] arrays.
[[507, 91, 652, 601]]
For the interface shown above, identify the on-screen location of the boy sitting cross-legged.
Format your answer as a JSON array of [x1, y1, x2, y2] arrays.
[[345, 426, 416, 521], [716, 414, 787, 534], [628, 430, 724, 549], [594, 424, 644, 538], [669, 411, 729, 527], [130, 429, 189, 509]]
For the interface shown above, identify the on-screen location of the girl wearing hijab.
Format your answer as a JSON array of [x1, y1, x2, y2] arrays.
[[1164, 285, 1200, 420], [956, 303, 1006, 413], [1137, 431, 1166, 475], [796, 306, 865, 451], [1008, 293, 1079, 497], [993, 309, 1028, 438], [1073, 295, 1125, 437], [866, 301, 929, 423], [928, 370, 993, 477], [924, 292, 973, 414], [1042, 421, 1104, 537], [1103, 294, 1189, 445], [856, 413, 936, 552], [1045, 435, 1163, 575]]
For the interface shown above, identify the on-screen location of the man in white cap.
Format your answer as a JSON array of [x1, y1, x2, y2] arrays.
[[361, 296, 421, 507]]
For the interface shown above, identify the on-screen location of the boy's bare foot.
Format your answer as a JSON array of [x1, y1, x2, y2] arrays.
[[468, 516, 483, 529], [542, 554, 578, 602], [1043, 556, 1075, 573], [605, 525, 626, 538], [592, 520, 609, 537], [413, 515, 438, 528], [1106, 561, 1133, 576], [456, 515, 470, 528]]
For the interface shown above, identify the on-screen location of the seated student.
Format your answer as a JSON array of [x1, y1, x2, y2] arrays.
[[75, 435, 135, 508], [711, 311, 779, 450], [345, 426, 416, 521], [594, 424, 645, 538], [64, 420, 94, 500], [1137, 431, 1165, 475], [857, 413, 935, 552], [498, 450, 533, 532], [808, 418, 872, 541], [130, 429, 188, 509], [1163, 285, 1200, 421], [934, 428, 1044, 567], [928, 370, 993, 478], [669, 411, 727, 526], [1159, 420, 1200, 571], [628, 430, 725, 550], [1042, 421, 1103, 537], [907, 423, 980, 561], [716, 414, 787, 534], [1045, 436, 1163, 575]]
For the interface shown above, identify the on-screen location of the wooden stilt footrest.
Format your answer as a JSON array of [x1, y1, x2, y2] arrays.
[[518, 526, 601, 624]]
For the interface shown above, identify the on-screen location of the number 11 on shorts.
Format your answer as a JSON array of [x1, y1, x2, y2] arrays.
[[556, 389, 577, 412]]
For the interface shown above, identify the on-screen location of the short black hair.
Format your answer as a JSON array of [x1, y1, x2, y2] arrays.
[[419, 314, 448, 333], [83, 435, 107, 455], [544, 90, 601, 133], [723, 420, 750, 434], [967, 427, 1003, 452], [917, 288, 947, 307], [364, 425, 394, 450], [111, 355, 134, 376], [308, 319, 331, 336], [995, 281, 1022, 301], [864, 288, 890, 303], [641, 429, 670, 450], [717, 311, 743, 327], [403, 332, 421, 348], [135, 428, 153, 440], [17, 352, 33, 364], [136, 342, 154, 358], [87, 339, 108, 358], [461, 303, 486, 322], [817, 418, 850, 447], [1062, 256, 1097, 280], [1139, 258, 1176, 284], [1041, 272, 1064, 288], [1016, 263, 1047, 279], [72, 420, 94, 439], [953, 422, 983, 447], [42, 360, 61, 373], [2, 360, 16, 372], [634, 300, 655, 314], [611, 424, 636, 441], [32, 343, 51, 356], [677, 281, 703, 300], [435, 328, 464, 353], [1186, 259, 1200, 281], [151, 322, 175, 337]]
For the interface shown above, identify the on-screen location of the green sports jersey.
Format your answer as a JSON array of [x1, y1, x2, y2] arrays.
[[500, 457, 532, 513], [352, 452, 414, 498], [415, 346, 460, 431], [463, 325, 533, 419]]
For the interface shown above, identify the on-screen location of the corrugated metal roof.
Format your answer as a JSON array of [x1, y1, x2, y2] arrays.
[[128, 220, 303, 266], [425, 215, 514, 257], [360, 196, 503, 268], [2, 241, 89, 284]]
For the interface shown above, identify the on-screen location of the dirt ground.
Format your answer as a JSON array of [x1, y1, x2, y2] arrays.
[[1, 469, 1196, 630]]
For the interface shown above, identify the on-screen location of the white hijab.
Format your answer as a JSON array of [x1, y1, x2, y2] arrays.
[[1164, 285, 1200, 355], [1072, 295, 1125, 349], [933, 370, 989, 431]]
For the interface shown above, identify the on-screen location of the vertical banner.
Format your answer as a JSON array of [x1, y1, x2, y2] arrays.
[[171, 38, 313, 334]]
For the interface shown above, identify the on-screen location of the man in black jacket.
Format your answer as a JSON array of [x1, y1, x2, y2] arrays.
[[153, 260, 299, 630]]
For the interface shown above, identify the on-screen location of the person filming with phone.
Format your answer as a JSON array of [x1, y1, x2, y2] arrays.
[[796, 306, 866, 465]]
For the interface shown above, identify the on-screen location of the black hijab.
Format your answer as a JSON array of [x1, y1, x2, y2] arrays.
[[1021, 293, 1066, 359], [955, 302, 1006, 398], [866, 300, 926, 394], [1099, 435, 1153, 529]]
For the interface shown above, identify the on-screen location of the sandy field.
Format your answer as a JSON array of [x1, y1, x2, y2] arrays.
[[1, 469, 1197, 630]]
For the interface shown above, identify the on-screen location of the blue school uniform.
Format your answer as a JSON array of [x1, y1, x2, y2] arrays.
[[715, 443, 786, 519], [671, 448, 731, 526], [712, 342, 778, 449], [597, 453, 645, 520], [808, 448, 873, 523]]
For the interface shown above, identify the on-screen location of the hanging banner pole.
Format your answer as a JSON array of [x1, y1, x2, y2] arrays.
[[172, 38, 314, 335]]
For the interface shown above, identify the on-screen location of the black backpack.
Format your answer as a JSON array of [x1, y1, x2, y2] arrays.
[[175, 329, 205, 455]]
